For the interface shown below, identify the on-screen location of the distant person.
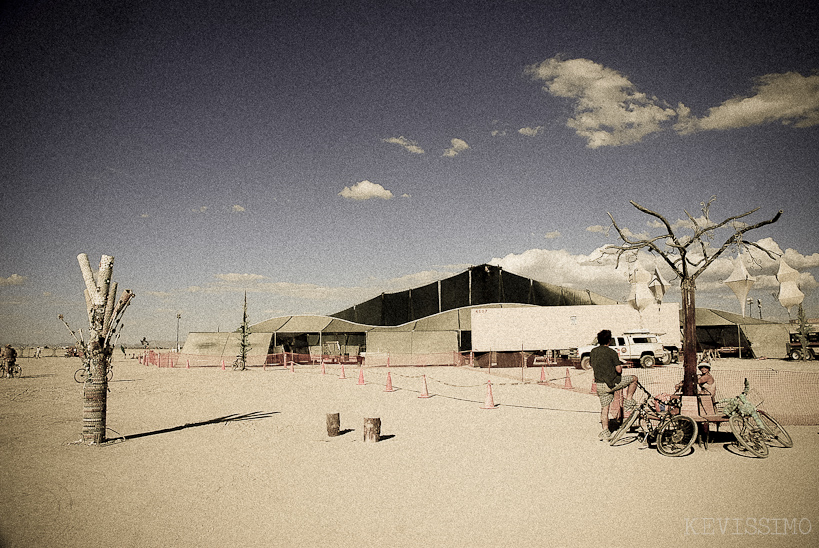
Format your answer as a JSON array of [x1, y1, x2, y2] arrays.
[[590, 329, 638, 440], [2, 344, 18, 378], [35, 346, 42, 358]]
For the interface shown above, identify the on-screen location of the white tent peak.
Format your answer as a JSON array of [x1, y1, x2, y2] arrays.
[[723, 255, 756, 317], [776, 259, 804, 310]]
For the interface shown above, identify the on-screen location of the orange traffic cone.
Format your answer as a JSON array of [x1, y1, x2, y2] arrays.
[[339, 364, 346, 379], [538, 365, 546, 384], [221, 360, 225, 371], [357, 367, 365, 385], [290, 361, 295, 373], [564, 368, 573, 389], [418, 374, 430, 398], [384, 371, 394, 392], [186, 359, 190, 369], [321, 360, 326, 375], [481, 380, 496, 409]]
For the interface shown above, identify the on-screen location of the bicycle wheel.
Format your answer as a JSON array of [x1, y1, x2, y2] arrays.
[[13, 365, 22, 378], [106, 368, 113, 381], [656, 415, 698, 456], [609, 405, 641, 446], [729, 414, 769, 458], [74, 368, 88, 383], [757, 409, 793, 448]]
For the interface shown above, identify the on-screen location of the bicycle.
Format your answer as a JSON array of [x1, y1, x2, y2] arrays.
[[4, 363, 22, 378], [720, 379, 792, 458], [608, 380, 698, 457], [74, 365, 113, 383]]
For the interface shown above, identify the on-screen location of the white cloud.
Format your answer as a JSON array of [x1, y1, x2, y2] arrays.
[[545, 231, 561, 239], [586, 225, 609, 234], [0, 274, 26, 286], [338, 180, 394, 201], [192, 206, 208, 213], [491, 129, 508, 137], [382, 136, 425, 154], [214, 273, 267, 283], [442, 138, 470, 157], [525, 56, 677, 148], [231, 204, 245, 213], [676, 71, 819, 134], [144, 290, 174, 299], [518, 126, 543, 137]]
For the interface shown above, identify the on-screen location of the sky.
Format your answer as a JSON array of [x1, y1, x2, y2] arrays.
[[1, 0, 818, 346]]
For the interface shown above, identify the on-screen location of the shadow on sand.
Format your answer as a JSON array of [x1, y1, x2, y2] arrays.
[[111, 411, 279, 443]]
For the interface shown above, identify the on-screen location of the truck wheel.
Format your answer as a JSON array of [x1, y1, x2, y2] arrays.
[[580, 356, 591, 370], [790, 349, 802, 360], [640, 355, 655, 368]]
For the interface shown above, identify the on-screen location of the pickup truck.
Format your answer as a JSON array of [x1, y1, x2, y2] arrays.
[[786, 331, 819, 360], [577, 331, 672, 370]]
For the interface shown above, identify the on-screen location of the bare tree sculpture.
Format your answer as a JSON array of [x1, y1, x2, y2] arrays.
[[235, 291, 251, 371], [76, 253, 135, 444], [605, 198, 781, 396]]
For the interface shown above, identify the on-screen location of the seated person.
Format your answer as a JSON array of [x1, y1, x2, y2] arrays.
[[674, 364, 716, 400]]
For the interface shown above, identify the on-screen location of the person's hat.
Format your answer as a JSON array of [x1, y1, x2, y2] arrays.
[[698, 363, 711, 370]]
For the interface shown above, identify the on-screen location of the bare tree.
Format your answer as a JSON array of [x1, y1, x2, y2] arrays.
[[605, 198, 781, 396], [76, 253, 134, 444], [235, 291, 251, 371]]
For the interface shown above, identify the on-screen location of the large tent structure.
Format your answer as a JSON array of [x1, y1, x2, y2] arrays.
[[181, 264, 620, 365], [688, 308, 790, 359]]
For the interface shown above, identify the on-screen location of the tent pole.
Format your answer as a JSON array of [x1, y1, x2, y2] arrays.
[[738, 324, 742, 359]]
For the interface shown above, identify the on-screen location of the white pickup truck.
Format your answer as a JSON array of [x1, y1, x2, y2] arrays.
[[577, 331, 672, 370]]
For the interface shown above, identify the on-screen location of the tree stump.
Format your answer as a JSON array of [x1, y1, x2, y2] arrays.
[[363, 417, 381, 443], [326, 413, 340, 437]]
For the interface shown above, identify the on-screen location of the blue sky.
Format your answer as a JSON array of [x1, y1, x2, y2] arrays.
[[1, 0, 818, 345]]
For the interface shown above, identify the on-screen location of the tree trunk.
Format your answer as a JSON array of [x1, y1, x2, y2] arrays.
[[83, 327, 109, 444], [681, 277, 698, 397]]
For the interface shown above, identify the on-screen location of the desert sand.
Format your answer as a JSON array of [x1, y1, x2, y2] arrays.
[[1, 354, 817, 548]]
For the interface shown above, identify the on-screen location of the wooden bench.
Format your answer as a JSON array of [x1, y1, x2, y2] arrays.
[[681, 394, 729, 449]]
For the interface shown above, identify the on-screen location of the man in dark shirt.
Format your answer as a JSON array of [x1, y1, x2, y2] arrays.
[[590, 329, 638, 440]]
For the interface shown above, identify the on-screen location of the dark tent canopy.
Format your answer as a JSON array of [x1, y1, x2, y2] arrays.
[[332, 264, 616, 326]]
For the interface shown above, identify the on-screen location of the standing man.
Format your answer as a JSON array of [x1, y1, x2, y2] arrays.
[[590, 329, 638, 440]]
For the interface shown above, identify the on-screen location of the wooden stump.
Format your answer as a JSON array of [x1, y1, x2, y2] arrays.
[[326, 413, 340, 437], [363, 417, 381, 443]]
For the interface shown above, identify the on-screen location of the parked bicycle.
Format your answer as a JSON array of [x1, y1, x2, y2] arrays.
[[608, 380, 698, 456], [74, 365, 113, 383], [720, 379, 792, 458], [4, 362, 22, 378]]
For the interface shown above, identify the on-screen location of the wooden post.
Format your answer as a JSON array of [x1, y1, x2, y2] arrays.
[[363, 417, 381, 443], [681, 278, 698, 397], [326, 413, 340, 437]]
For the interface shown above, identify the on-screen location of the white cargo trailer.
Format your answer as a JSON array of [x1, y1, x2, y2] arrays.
[[470, 303, 681, 357]]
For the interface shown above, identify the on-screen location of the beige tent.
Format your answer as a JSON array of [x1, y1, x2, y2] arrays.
[[689, 308, 790, 359], [181, 332, 273, 366]]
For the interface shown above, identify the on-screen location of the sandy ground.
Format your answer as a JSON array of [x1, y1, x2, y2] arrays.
[[1, 355, 817, 548]]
